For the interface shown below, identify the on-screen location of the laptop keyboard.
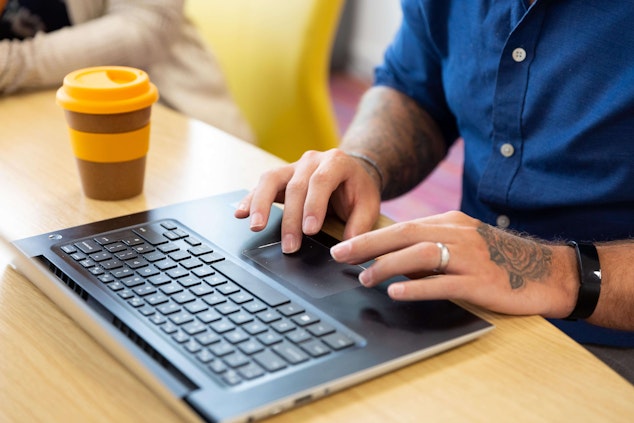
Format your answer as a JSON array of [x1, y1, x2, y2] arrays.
[[57, 220, 357, 386]]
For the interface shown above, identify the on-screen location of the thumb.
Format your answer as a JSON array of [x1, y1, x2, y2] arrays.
[[342, 205, 380, 240]]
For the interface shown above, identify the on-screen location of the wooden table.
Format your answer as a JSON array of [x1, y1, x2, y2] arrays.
[[1, 90, 632, 423]]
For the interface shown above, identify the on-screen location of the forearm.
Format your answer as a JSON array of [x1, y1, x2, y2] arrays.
[[340, 86, 447, 200], [1, 0, 182, 94]]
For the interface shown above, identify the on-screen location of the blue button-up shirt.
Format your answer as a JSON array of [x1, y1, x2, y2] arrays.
[[375, 0, 634, 346]]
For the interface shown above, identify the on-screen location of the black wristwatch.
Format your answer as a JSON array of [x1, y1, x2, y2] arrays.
[[565, 241, 602, 320]]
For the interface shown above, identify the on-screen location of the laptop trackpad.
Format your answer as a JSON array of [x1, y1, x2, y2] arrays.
[[243, 236, 362, 299]]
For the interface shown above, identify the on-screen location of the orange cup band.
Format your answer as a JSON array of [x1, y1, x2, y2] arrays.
[[68, 125, 150, 163]]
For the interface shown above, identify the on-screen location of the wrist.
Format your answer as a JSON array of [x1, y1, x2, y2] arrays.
[[543, 244, 579, 319], [344, 151, 385, 193]]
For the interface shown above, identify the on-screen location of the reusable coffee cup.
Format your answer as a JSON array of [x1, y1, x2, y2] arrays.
[[56, 66, 159, 200]]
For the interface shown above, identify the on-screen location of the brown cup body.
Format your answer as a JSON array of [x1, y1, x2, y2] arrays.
[[75, 156, 146, 201], [65, 107, 151, 201]]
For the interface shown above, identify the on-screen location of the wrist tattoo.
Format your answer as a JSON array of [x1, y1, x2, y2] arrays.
[[477, 224, 552, 289]]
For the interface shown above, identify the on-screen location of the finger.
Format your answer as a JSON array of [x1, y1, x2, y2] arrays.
[[301, 150, 348, 235], [330, 224, 417, 265], [234, 191, 253, 219], [280, 154, 326, 252], [386, 275, 536, 316], [386, 275, 467, 302], [341, 199, 380, 240], [332, 218, 465, 265], [357, 242, 445, 288], [247, 166, 295, 232]]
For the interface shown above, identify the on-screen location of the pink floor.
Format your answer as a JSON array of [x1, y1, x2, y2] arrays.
[[329, 72, 463, 222]]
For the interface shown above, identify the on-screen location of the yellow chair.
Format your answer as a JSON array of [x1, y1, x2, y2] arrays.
[[185, 0, 344, 162]]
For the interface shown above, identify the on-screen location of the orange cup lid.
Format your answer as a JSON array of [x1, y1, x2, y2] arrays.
[[56, 66, 159, 114]]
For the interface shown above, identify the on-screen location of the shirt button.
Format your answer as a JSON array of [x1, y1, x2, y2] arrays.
[[500, 143, 515, 157], [512, 48, 527, 62], [496, 215, 511, 228]]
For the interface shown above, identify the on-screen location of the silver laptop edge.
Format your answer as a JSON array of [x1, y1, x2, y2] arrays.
[[0, 233, 203, 423]]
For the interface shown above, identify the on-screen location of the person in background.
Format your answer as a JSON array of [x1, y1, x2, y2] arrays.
[[234, 1, 634, 383], [0, 0, 254, 142]]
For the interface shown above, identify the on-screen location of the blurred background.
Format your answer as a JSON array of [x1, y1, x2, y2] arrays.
[[329, 0, 463, 222]]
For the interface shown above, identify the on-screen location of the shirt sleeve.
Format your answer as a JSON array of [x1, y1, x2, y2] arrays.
[[0, 0, 183, 94], [374, 0, 459, 145]]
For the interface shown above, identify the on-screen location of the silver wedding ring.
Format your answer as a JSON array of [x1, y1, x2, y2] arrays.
[[434, 242, 450, 273]]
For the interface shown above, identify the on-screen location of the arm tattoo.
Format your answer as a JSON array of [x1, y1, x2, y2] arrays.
[[477, 224, 553, 289]]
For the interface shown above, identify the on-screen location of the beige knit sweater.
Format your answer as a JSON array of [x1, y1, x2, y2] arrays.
[[0, 0, 254, 142]]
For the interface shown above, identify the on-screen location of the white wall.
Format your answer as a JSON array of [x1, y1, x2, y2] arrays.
[[344, 0, 402, 80]]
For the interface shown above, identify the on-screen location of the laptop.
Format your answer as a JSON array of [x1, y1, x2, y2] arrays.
[[4, 189, 493, 423]]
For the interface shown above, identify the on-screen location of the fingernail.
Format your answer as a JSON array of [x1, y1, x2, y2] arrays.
[[388, 283, 404, 298], [282, 234, 299, 254], [330, 240, 351, 261], [303, 215, 318, 234], [250, 212, 264, 230], [237, 202, 248, 212], [358, 270, 371, 287]]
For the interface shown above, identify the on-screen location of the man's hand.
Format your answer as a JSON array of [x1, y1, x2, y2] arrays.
[[330, 211, 579, 319], [234, 148, 382, 253]]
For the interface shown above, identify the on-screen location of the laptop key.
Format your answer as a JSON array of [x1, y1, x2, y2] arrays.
[[122, 275, 145, 288], [172, 331, 190, 344], [183, 320, 207, 336], [238, 339, 264, 355], [223, 351, 250, 368], [184, 300, 208, 314], [196, 349, 215, 363], [169, 311, 194, 325], [210, 341, 235, 357], [192, 267, 215, 278], [99, 259, 123, 270], [243, 300, 267, 314], [306, 322, 336, 337], [196, 331, 220, 346], [197, 309, 222, 324], [161, 322, 178, 334], [300, 339, 331, 358], [146, 293, 169, 306], [238, 362, 265, 380], [286, 328, 311, 344], [257, 331, 283, 346], [134, 225, 169, 245], [191, 283, 214, 296], [158, 302, 181, 315], [149, 313, 167, 325], [128, 297, 145, 308], [138, 305, 155, 317], [277, 303, 305, 317], [243, 321, 268, 336], [272, 341, 309, 365], [74, 239, 101, 254], [253, 349, 287, 372], [104, 242, 127, 253], [184, 339, 202, 354], [222, 370, 242, 386], [188, 245, 213, 256], [89, 251, 112, 262], [322, 332, 355, 351], [209, 359, 227, 374], [61, 244, 77, 254]]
